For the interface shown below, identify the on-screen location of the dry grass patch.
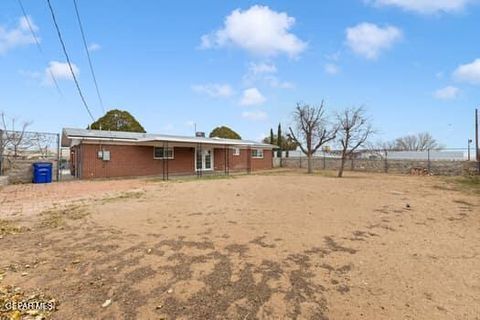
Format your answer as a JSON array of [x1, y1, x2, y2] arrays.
[[434, 175, 480, 195], [101, 190, 145, 203], [0, 219, 29, 237], [39, 205, 89, 228]]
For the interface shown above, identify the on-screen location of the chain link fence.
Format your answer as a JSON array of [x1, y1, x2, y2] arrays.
[[0, 129, 71, 183], [276, 148, 479, 176]]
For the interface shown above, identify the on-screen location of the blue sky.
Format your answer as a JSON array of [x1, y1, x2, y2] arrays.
[[0, 0, 479, 147]]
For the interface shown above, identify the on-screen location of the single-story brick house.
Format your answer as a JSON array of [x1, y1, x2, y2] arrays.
[[61, 128, 276, 179]]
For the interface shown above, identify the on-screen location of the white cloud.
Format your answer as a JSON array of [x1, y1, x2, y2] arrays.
[[264, 76, 295, 89], [42, 61, 79, 86], [242, 110, 267, 121], [433, 86, 459, 100], [88, 42, 101, 52], [346, 22, 402, 59], [240, 88, 266, 106], [200, 5, 307, 57], [325, 51, 341, 62], [324, 63, 340, 75], [453, 58, 480, 85], [192, 83, 234, 98], [366, 0, 473, 14], [243, 62, 294, 89], [0, 16, 37, 54], [248, 62, 277, 75]]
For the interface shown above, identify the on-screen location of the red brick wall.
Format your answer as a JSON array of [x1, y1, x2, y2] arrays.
[[79, 144, 195, 179], [214, 148, 272, 172], [251, 149, 273, 171], [76, 143, 272, 179]]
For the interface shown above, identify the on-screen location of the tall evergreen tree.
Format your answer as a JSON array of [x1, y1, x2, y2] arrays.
[[270, 128, 275, 145], [277, 123, 282, 158]]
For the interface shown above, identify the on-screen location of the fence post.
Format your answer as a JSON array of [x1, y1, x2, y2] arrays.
[[427, 148, 431, 173], [384, 149, 388, 173]]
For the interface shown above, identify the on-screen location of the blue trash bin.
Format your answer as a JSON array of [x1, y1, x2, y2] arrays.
[[33, 162, 53, 184]]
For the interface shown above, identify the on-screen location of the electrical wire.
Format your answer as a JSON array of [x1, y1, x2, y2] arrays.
[[17, 0, 63, 96], [72, 0, 105, 115], [45, 0, 95, 121]]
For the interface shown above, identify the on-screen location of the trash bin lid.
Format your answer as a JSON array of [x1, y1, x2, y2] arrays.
[[33, 162, 53, 168]]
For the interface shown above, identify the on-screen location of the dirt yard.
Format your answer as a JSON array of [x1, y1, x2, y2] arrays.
[[1, 171, 479, 319]]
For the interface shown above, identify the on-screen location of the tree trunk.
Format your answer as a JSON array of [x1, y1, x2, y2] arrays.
[[307, 154, 313, 174], [338, 151, 346, 177]]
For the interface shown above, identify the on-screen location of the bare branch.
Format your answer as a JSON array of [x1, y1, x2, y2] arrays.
[[393, 132, 442, 151], [336, 106, 373, 177], [289, 102, 337, 173], [288, 127, 307, 155]]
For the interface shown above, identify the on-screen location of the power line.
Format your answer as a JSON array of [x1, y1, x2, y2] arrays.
[[45, 0, 95, 122], [17, 0, 63, 96], [72, 0, 105, 115]]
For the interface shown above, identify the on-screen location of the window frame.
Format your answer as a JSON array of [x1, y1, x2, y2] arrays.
[[153, 147, 174, 160], [232, 147, 240, 156], [251, 148, 264, 159]]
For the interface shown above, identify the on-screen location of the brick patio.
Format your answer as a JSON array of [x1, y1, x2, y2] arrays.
[[0, 178, 152, 218]]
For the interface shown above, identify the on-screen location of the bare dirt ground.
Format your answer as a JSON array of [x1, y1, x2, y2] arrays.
[[1, 170, 479, 320]]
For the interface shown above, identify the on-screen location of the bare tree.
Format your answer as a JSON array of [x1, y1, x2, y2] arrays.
[[394, 132, 442, 151], [0, 112, 31, 174], [31, 132, 57, 158], [288, 102, 337, 173], [336, 107, 373, 177]]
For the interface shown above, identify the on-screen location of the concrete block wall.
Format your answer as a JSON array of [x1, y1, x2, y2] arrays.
[[3, 159, 58, 184], [280, 157, 477, 176]]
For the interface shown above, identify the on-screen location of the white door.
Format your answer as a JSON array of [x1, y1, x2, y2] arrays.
[[196, 148, 213, 171]]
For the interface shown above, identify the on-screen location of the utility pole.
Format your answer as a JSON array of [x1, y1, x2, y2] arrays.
[[476, 108, 479, 171]]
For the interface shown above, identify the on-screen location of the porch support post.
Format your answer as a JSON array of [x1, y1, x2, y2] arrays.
[[247, 147, 251, 174], [196, 143, 201, 178], [166, 141, 169, 180], [162, 142, 166, 181], [224, 144, 227, 176], [227, 146, 230, 175]]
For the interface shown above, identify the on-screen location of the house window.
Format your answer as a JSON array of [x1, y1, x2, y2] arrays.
[[251, 149, 264, 158], [154, 147, 174, 159], [232, 147, 240, 156]]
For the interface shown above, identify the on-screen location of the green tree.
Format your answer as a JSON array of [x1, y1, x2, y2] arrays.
[[263, 133, 297, 150], [89, 109, 145, 132], [277, 123, 282, 158], [283, 135, 298, 157], [209, 126, 241, 139], [270, 128, 275, 145]]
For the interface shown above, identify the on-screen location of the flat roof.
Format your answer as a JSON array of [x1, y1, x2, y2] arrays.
[[62, 128, 276, 149]]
